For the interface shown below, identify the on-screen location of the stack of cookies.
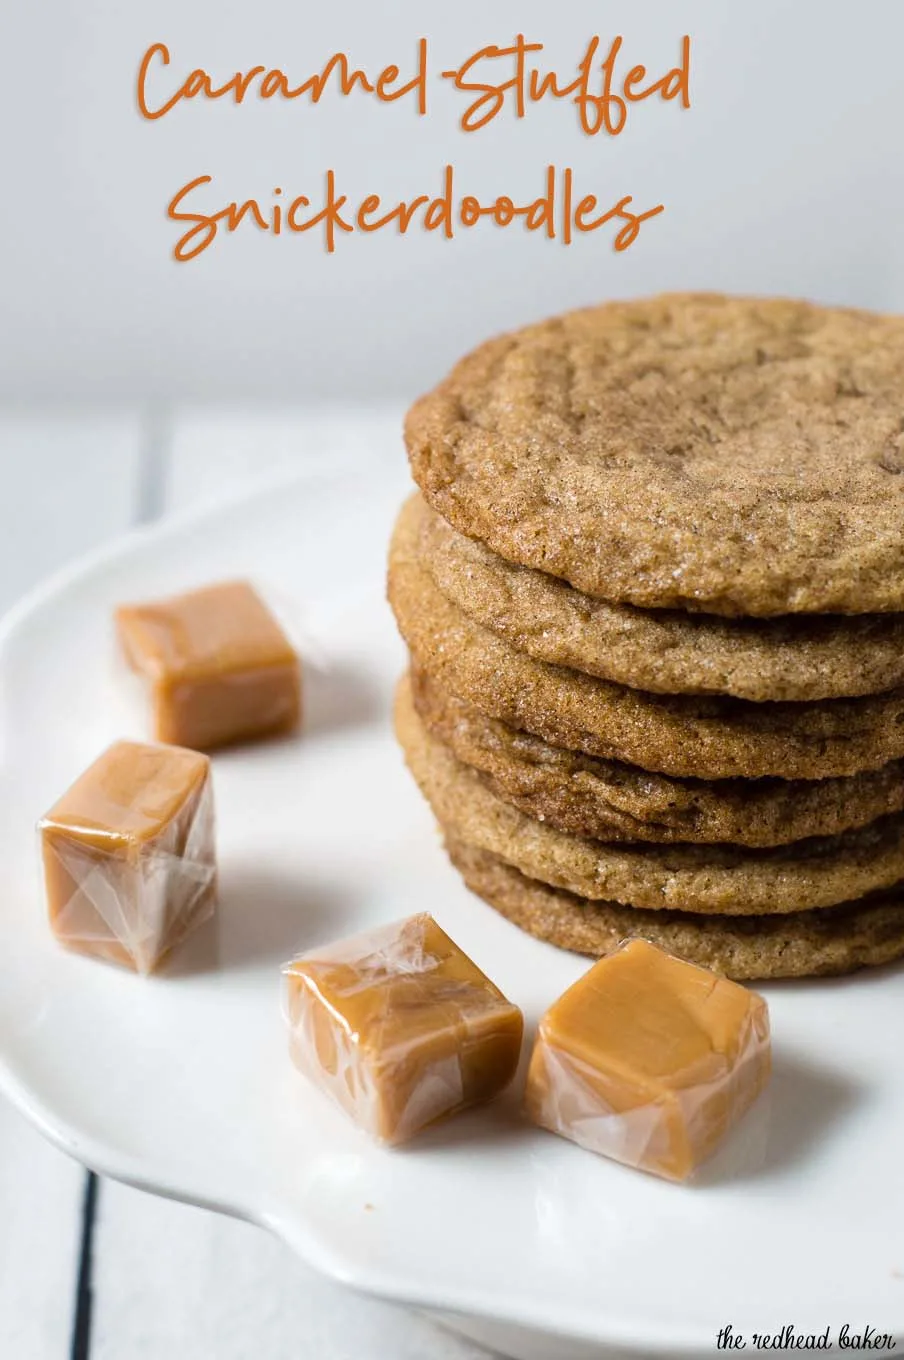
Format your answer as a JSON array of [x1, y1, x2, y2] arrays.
[[388, 294, 904, 980]]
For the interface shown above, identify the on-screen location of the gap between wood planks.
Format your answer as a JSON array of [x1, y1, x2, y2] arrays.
[[69, 405, 171, 1360]]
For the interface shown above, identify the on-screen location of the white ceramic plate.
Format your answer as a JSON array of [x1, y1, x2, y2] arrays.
[[1, 466, 903, 1360]]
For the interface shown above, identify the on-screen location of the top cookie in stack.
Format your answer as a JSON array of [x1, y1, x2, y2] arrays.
[[388, 294, 904, 980]]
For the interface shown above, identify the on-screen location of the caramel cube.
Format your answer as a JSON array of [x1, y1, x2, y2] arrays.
[[282, 913, 524, 1144], [525, 939, 770, 1181], [39, 741, 216, 974], [116, 580, 301, 751]]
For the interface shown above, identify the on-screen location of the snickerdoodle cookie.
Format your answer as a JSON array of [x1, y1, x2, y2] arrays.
[[445, 837, 904, 980], [395, 677, 904, 916], [406, 294, 904, 617], [415, 495, 904, 701], [389, 496, 904, 780], [410, 667, 904, 847]]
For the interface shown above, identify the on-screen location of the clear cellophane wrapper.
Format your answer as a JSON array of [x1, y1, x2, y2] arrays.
[[39, 771, 216, 975], [115, 581, 302, 752], [282, 913, 523, 1145], [149, 666, 301, 750], [526, 951, 771, 1182]]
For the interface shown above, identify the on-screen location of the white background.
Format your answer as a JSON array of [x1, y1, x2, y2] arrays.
[[4, 0, 904, 403]]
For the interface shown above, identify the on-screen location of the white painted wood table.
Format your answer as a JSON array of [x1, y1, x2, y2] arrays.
[[0, 409, 496, 1360]]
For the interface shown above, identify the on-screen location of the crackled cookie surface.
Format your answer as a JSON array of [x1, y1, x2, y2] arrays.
[[415, 495, 904, 701], [406, 294, 904, 616], [395, 678, 904, 917], [388, 497, 904, 780], [410, 668, 904, 847], [445, 838, 904, 980]]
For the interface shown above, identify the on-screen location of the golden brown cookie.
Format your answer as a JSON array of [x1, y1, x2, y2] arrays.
[[388, 496, 904, 780], [416, 495, 904, 701], [396, 676, 904, 915], [445, 837, 904, 980], [411, 667, 904, 847], [406, 294, 904, 617]]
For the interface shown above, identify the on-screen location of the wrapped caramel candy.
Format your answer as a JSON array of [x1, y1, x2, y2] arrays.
[[116, 580, 301, 751], [39, 740, 217, 974], [283, 913, 523, 1144], [525, 939, 771, 1181]]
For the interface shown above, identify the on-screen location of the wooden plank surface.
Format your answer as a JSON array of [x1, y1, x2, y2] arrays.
[[92, 1191, 494, 1360], [0, 1103, 84, 1360], [87, 408, 495, 1360], [0, 414, 144, 610], [165, 406, 406, 506], [0, 413, 143, 1360]]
